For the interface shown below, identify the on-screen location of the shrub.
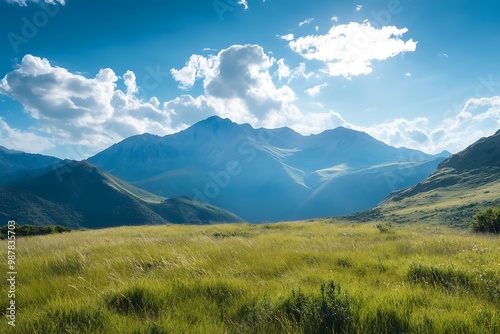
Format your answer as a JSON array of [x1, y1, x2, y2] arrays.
[[234, 281, 352, 334], [0, 223, 72, 239], [376, 222, 394, 234], [280, 281, 352, 334], [470, 207, 500, 233]]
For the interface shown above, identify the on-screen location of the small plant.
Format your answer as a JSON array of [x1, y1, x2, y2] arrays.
[[376, 222, 394, 234], [280, 281, 352, 333], [470, 207, 500, 233]]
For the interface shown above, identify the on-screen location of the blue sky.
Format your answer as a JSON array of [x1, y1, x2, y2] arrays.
[[0, 0, 499, 159]]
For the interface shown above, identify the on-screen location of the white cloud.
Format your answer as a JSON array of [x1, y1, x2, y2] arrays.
[[356, 4, 362, 11], [171, 44, 297, 125], [277, 34, 294, 41], [305, 82, 328, 97], [0, 55, 177, 156], [170, 54, 216, 90], [3, 52, 498, 158], [289, 62, 314, 81], [6, 0, 64, 5], [238, 0, 248, 10], [0, 118, 54, 153], [405, 72, 411, 77], [289, 21, 417, 78], [331, 16, 339, 22], [164, 95, 217, 127], [360, 96, 500, 153], [287, 110, 349, 135], [298, 18, 315, 27]]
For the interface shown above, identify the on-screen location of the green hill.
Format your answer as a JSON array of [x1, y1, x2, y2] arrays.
[[0, 161, 242, 229], [349, 129, 500, 227]]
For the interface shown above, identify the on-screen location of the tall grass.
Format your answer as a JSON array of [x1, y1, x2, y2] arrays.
[[1, 221, 499, 333]]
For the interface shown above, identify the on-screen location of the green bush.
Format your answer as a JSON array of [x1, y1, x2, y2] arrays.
[[279, 281, 352, 334], [233, 281, 352, 333], [470, 207, 500, 233], [376, 222, 394, 234], [0, 223, 72, 239]]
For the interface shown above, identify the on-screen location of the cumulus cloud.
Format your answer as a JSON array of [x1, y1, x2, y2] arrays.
[[305, 82, 328, 97], [356, 5, 362, 11], [164, 95, 217, 127], [6, 0, 64, 5], [0, 55, 176, 156], [170, 44, 297, 125], [361, 97, 500, 153], [289, 21, 417, 78], [170, 54, 216, 90]]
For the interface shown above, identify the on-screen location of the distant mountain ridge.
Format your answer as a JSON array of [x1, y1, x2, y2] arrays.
[[88, 116, 449, 222], [0, 161, 243, 229], [0, 146, 61, 186]]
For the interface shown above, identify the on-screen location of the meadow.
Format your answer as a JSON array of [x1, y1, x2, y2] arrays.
[[1, 220, 499, 333]]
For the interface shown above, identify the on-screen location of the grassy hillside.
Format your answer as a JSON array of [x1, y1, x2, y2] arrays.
[[0, 161, 242, 228], [354, 129, 500, 228], [347, 174, 500, 228], [2, 221, 498, 333]]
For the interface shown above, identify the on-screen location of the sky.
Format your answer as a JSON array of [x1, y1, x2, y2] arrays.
[[0, 0, 499, 159]]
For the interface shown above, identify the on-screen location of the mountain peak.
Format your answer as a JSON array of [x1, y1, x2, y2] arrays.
[[193, 116, 237, 130], [179, 115, 243, 139]]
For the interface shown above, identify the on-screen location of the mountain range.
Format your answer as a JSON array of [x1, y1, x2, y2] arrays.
[[88, 116, 450, 222], [0, 160, 242, 229], [2, 117, 498, 228], [349, 129, 500, 227]]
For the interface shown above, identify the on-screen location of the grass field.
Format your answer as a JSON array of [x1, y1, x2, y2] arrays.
[[1, 221, 499, 333]]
